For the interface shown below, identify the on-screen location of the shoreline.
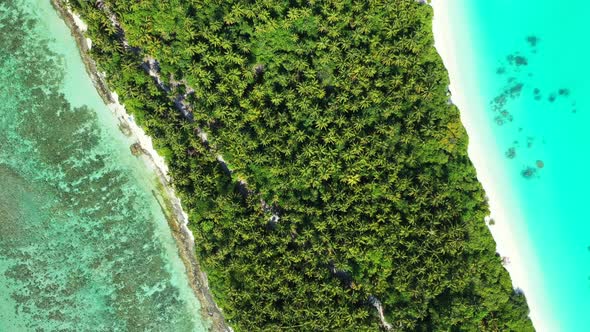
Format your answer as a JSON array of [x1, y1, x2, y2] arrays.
[[47, 0, 542, 330], [430, 2, 549, 331], [49, 2, 230, 331]]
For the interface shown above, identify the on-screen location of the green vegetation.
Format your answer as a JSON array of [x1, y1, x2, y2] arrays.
[[65, 0, 533, 330]]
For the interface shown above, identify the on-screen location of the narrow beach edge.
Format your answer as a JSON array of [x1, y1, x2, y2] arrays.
[[429, 1, 547, 331], [49, 1, 231, 331]]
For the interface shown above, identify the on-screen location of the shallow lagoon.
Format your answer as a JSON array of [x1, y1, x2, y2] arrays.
[[435, 1, 590, 330], [0, 0, 209, 330]]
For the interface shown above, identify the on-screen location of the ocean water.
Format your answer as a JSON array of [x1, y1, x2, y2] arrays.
[[0, 0, 209, 330], [434, 1, 590, 331]]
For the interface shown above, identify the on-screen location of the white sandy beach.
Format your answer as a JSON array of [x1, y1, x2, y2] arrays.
[[430, 1, 554, 331]]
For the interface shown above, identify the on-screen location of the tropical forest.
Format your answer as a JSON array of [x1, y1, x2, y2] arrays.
[[62, 0, 533, 330]]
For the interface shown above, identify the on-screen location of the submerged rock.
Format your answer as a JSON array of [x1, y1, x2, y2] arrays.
[[117, 120, 132, 136], [130, 142, 143, 156]]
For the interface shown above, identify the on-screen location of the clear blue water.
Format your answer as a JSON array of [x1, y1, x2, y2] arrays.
[[0, 0, 210, 330], [438, 1, 590, 330]]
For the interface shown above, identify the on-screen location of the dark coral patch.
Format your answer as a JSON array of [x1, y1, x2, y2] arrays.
[[493, 94, 507, 107], [514, 56, 528, 66], [526, 35, 539, 47], [521, 167, 537, 178], [505, 147, 516, 159], [508, 83, 524, 96], [558, 88, 570, 96]]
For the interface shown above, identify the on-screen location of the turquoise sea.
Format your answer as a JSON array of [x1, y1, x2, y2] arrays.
[[0, 0, 209, 330], [434, 0, 590, 331]]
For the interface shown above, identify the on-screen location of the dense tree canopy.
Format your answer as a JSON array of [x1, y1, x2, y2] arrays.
[[65, 0, 533, 330]]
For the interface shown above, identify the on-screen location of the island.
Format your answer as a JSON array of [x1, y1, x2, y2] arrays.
[[57, 0, 534, 330]]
